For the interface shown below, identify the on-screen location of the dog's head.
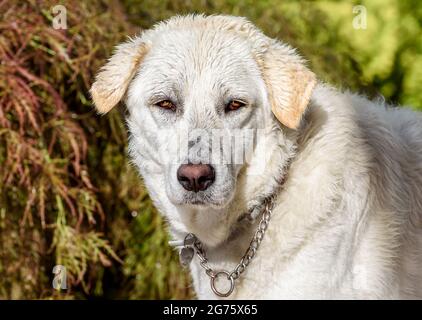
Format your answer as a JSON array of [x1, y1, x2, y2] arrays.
[[91, 15, 316, 245]]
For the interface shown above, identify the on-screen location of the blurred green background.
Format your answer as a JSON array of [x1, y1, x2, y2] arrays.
[[0, 0, 420, 299]]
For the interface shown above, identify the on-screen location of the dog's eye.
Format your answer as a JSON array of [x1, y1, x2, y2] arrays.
[[225, 100, 246, 112], [155, 100, 176, 111]]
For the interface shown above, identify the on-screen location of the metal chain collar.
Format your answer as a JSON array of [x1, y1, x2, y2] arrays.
[[179, 196, 274, 298]]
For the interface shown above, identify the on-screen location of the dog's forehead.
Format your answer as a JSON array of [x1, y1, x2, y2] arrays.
[[145, 28, 257, 79]]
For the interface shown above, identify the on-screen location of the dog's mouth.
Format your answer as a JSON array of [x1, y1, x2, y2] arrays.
[[180, 192, 224, 208], [186, 199, 206, 205], [183, 200, 208, 208]]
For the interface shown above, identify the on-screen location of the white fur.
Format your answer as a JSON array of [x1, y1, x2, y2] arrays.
[[91, 15, 422, 299]]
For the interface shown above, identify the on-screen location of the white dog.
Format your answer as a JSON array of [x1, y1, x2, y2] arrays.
[[91, 15, 422, 299]]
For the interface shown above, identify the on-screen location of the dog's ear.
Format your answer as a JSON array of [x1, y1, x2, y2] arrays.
[[258, 41, 316, 129], [90, 37, 149, 113]]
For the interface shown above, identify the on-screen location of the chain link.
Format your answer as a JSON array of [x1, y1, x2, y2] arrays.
[[187, 196, 274, 297]]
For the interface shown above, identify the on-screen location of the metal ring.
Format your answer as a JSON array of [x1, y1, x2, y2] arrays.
[[210, 271, 235, 297]]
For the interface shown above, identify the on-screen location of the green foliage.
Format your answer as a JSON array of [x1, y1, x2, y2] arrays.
[[314, 0, 422, 110], [0, 0, 192, 299], [0, 0, 126, 299], [0, 0, 420, 300]]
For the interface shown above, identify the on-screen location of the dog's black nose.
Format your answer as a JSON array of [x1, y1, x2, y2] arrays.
[[177, 164, 215, 192]]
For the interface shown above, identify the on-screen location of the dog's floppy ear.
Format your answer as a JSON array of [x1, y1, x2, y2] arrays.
[[90, 37, 149, 113], [259, 41, 316, 129]]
